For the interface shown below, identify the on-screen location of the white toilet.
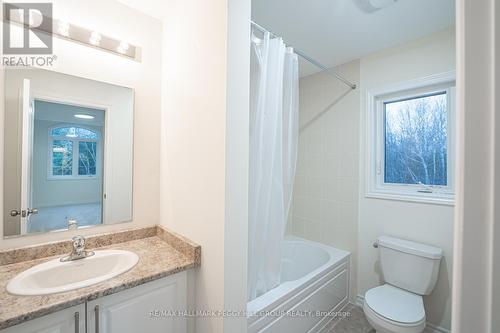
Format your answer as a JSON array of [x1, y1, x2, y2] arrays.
[[363, 236, 443, 333]]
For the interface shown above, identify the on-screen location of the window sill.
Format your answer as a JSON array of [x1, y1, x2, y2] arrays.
[[365, 190, 455, 206]]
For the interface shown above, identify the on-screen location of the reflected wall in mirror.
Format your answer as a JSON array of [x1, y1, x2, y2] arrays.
[[4, 68, 134, 237]]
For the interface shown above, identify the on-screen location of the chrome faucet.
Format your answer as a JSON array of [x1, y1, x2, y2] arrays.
[[60, 235, 95, 262]]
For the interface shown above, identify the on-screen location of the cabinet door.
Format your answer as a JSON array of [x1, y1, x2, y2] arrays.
[[87, 271, 187, 333], [0, 304, 85, 333]]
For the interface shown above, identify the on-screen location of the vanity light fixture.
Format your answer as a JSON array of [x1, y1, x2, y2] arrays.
[[74, 114, 95, 120], [4, 6, 140, 60]]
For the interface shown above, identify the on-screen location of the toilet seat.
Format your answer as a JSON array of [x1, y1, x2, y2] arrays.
[[363, 284, 426, 333]]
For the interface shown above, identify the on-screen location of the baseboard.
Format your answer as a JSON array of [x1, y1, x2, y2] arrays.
[[355, 295, 450, 333], [355, 294, 365, 308], [354, 294, 364, 305], [425, 322, 451, 333]]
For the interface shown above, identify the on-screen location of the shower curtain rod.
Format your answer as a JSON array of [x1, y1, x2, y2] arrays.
[[251, 21, 357, 90]]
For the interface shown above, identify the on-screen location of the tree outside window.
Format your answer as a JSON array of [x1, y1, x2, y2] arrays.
[[367, 78, 455, 204], [49, 126, 100, 178], [384, 93, 448, 186]]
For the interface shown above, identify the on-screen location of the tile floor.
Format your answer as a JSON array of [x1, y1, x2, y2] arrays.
[[321, 304, 436, 333], [320, 304, 374, 333]]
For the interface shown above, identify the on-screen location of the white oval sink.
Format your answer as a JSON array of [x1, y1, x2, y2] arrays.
[[7, 250, 139, 296]]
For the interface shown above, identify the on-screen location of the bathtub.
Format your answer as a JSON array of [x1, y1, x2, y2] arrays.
[[247, 237, 351, 333]]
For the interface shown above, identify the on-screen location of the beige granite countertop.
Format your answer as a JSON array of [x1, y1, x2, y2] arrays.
[[0, 226, 200, 330]]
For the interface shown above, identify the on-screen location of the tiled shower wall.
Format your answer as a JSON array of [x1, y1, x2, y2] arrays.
[[288, 60, 360, 299]]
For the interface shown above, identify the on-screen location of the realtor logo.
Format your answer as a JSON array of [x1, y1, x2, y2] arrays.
[[3, 3, 53, 54]]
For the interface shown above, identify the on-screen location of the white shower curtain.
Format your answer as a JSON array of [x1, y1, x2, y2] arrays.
[[248, 30, 299, 301]]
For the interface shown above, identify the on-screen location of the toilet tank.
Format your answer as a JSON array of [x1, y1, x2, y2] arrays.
[[377, 236, 443, 295]]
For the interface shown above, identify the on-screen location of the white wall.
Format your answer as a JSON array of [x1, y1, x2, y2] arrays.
[[358, 29, 455, 330], [452, 0, 498, 332], [0, 0, 162, 247], [224, 0, 251, 331], [289, 60, 360, 301], [492, 2, 500, 331], [157, 0, 251, 332], [159, 3, 227, 331]]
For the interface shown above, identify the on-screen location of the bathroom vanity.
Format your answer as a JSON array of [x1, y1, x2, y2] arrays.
[[0, 63, 202, 332], [0, 226, 201, 333], [2, 273, 187, 333], [2, 273, 186, 333]]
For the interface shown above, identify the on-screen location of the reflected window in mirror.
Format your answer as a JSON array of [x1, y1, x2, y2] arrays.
[[49, 126, 100, 179]]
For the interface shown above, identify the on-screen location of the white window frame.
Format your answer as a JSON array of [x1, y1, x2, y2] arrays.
[[48, 125, 101, 180], [365, 71, 456, 205]]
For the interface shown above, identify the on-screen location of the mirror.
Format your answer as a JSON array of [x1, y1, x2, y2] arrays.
[[3, 68, 134, 237]]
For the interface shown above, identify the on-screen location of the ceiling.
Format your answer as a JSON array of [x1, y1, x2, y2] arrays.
[[116, 0, 169, 20], [34, 100, 105, 127], [117, 0, 455, 78], [252, 0, 455, 76]]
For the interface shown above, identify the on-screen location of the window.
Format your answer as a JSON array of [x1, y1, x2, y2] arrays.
[[384, 92, 448, 186], [49, 126, 100, 179], [366, 76, 455, 204]]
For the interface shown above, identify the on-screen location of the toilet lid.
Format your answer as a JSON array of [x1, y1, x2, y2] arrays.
[[365, 284, 425, 324]]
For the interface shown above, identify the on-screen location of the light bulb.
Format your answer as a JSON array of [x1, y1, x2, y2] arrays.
[[117, 41, 130, 54], [89, 31, 101, 46], [58, 21, 70, 37]]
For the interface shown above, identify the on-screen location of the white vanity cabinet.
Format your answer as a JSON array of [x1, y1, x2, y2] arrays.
[[1, 272, 188, 333], [1, 304, 86, 333], [87, 271, 187, 333]]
